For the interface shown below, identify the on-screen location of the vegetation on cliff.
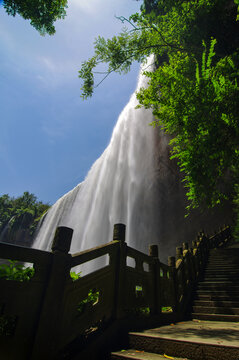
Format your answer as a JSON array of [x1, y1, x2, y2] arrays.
[[79, 0, 239, 230], [0, 192, 50, 245]]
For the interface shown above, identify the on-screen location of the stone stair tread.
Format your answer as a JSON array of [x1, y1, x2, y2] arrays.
[[207, 267, 239, 269], [205, 268, 239, 271], [196, 289, 239, 295], [206, 262, 239, 264], [192, 313, 239, 321], [129, 320, 239, 347], [194, 300, 239, 307], [205, 270, 239, 273], [209, 260, 239, 262], [198, 283, 239, 291], [205, 272, 239, 274], [207, 258, 239, 260], [206, 266, 239, 268], [196, 292, 239, 298], [207, 260, 239, 262], [203, 279, 239, 282], [195, 295, 239, 302], [206, 267, 239, 268], [192, 306, 239, 315], [206, 261, 239, 264], [111, 349, 189, 360], [204, 274, 238, 282], [203, 279, 239, 281], [127, 320, 239, 360], [198, 281, 237, 284], [197, 284, 239, 289]]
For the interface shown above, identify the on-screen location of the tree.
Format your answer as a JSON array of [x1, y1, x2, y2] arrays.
[[3, 0, 68, 35], [78, 0, 239, 223], [138, 40, 239, 210]]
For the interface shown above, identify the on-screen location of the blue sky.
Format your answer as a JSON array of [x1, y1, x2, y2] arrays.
[[0, 0, 141, 204]]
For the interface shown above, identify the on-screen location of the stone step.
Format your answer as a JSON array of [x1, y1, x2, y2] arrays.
[[194, 300, 239, 307], [206, 260, 239, 263], [195, 293, 239, 302], [208, 261, 239, 264], [198, 280, 238, 284], [202, 279, 239, 282], [196, 287, 239, 293], [211, 255, 239, 258], [203, 279, 239, 283], [198, 280, 239, 285], [208, 252, 239, 255], [203, 274, 239, 279], [127, 320, 239, 359], [204, 276, 239, 279], [206, 257, 239, 261], [208, 256, 239, 265], [205, 264, 239, 269], [205, 269, 239, 273], [201, 277, 239, 282], [203, 273, 239, 278], [192, 306, 239, 315], [209, 258, 239, 260], [205, 266, 239, 270], [111, 349, 186, 360], [207, 266, 239, 269], [208, 256, 239, 258], [207, 257, 239, 260], [196, 290, 239, 300], [197, 283, 239, 291], [192, 312, 239, 321], [209, 249, 239, 254]]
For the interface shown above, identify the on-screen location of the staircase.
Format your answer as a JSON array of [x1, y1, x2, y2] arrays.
[[111, 245, 239, 360], [192, 247, 239, 322]]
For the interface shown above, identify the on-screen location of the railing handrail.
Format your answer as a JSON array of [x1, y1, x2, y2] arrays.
[[0, 241, 51, 263], [71, 240, 119, 267], [0, 223, 232, 360]]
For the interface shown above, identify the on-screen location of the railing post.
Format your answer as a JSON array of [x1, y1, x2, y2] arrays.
[[149, 245, 161, 315], [176, 247, 183, 261], [189, 245, 197, 282], [192, 240, 200, 278], [168, 256, 178, 312], [31, 226, 73, 360], [175, 246, 186, 312], [182, 242, 188, 252], [112, 223, 127, 319]]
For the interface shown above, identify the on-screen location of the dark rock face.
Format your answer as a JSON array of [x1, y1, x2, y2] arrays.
[[0, 224, 33, 247], [150, 128, 233, 261]]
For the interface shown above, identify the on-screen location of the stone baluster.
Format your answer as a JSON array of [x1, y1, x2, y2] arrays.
[[149, 244, 161, 315], [31, 226, 73, 360], [168, 256, 177, 312], [112, 223, 127, 319]]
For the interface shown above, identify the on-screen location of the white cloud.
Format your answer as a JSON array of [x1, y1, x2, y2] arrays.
[[40, 56, 57, 72], [70, 0, 110, 16]]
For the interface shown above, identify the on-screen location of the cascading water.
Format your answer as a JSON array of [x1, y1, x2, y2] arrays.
[[34, 57, 162, 258], [33, 56, 232, 268]]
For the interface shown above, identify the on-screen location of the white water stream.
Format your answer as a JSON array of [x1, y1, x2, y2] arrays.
[[34, 58, 162, 259], [33, 56, 231, 269]]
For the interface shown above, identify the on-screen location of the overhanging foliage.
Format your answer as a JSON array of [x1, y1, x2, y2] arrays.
[[78, 0, 239, 219]]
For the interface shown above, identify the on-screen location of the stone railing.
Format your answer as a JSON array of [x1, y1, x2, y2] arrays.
[[0, 224, 232, 360]]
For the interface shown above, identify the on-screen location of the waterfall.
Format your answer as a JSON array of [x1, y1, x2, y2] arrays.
[[34, 57, 162, 258], [33, 55, 232, 268]]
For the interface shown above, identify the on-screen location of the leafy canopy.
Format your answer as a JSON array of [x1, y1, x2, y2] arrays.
[[3, 0, 68, 35], [138, 40, 239, 209], [78, 0, 239, 215]]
